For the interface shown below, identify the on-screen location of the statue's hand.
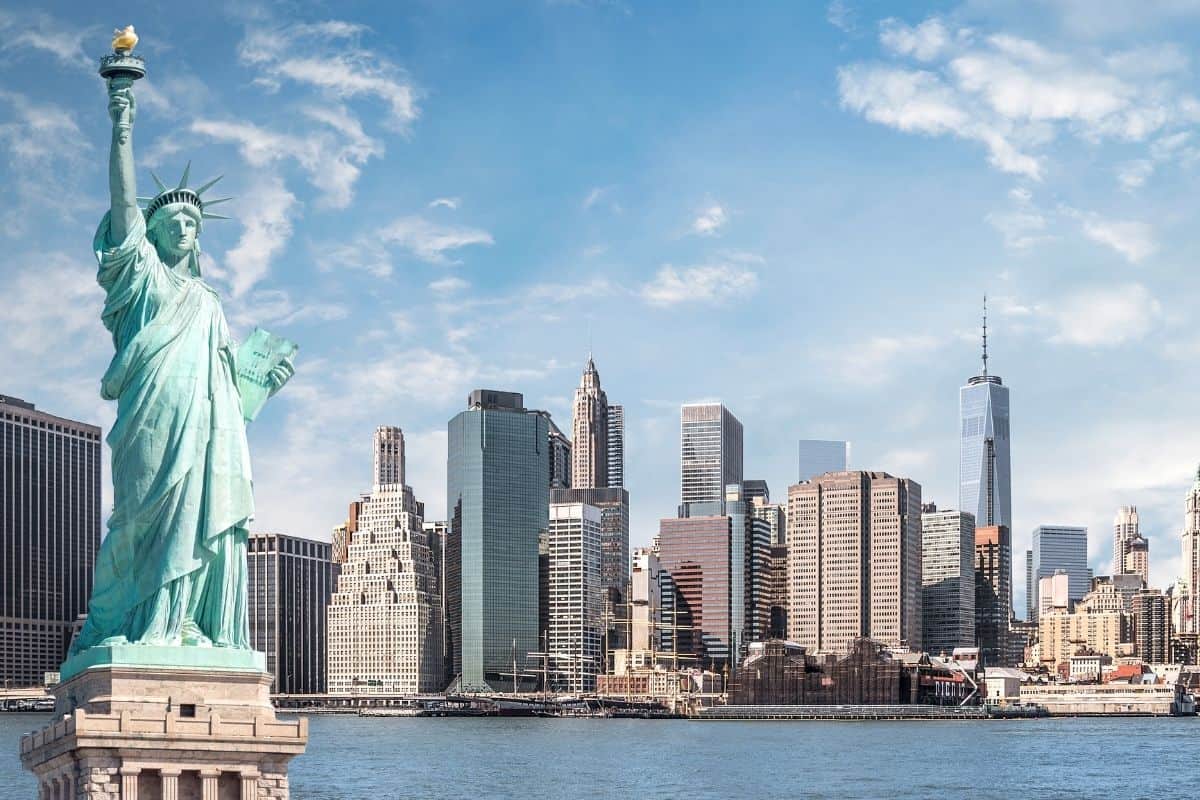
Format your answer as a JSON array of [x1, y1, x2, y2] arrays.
[[107, 80, 136, 133], [267, 356, 295, 397]]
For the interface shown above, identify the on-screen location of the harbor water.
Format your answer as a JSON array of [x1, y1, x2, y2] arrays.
[[3, 712, 1196, 798]]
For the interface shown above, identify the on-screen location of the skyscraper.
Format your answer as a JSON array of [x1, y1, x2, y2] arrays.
[[921, 508, 976, 655], [1113, 505, 1139, 575], [1131, 589, 1169, 663], [680, 402, 743, 504], [550, 487, 629, 653], [247, 533, 338, 695], [958, 301, 1012, 530], [1, 394, 102, 687], [1124, 534, 1149, 585], [797, 439, 849, 482], [606, 404, 625, 489], [545, 415, 572, 490], [447, 390, 548, 692], [629, 547, 661, 652], [571, 356, 606, 488], [787, 471, 923, 654], [657, 485, 770, 670], [1183, 465, 1200, 634], [328, 427, 443, 694], [547, 502, 603, 692], [975, 525, 1012, 666], [1025, 549, 1034, 621], [1030, 525, 1089, 615]]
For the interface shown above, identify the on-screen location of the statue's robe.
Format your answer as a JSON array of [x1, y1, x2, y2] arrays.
[[71, 212, 253, 653]]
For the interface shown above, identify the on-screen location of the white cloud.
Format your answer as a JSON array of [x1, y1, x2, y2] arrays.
[[429, 276, 470, 294], [228, 289, 347, 330], [0, 12, 90, 71], [1117, 159, 1155, 190], [222, 174, 297, 298], [381, 216, 494, 265], [824, 333, 942, 387], [641, 261, 759, 306], [1061, 208, 1157, 263], [826, 1, 857, 33], [690, 204, 728, 236], [880, 17, 951, 61], [1048, 283, 1160, 346], [583, 187, 606, 209], [429, 197, 460, 209], [0, 253, 104, 362], [838, 17, 1200, 179], [192, 117, 381, 209], [986, 188, 1052, 249], [239, 21, 419, 131]]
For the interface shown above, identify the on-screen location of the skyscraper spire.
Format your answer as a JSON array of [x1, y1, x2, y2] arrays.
[[982, 294, 989, 378]]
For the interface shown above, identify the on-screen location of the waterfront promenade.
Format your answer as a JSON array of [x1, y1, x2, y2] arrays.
[[4, 713, 1199, 798]]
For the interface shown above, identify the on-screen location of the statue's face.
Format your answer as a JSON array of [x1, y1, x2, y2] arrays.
[[161, 210, 198, 256], [149, 205, 200, 260]]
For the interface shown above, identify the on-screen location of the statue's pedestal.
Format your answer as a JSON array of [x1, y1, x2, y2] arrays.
[[20, 655, 307, 799]]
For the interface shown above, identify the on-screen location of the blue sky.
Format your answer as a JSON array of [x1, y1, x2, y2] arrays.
[[4, 1, 1200, 615]]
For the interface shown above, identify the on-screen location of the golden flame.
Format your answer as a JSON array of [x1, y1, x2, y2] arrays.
[[111, 25, 138, 54]]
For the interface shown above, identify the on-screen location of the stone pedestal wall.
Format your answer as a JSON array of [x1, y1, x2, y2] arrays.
[[20, 665, 306, 799]]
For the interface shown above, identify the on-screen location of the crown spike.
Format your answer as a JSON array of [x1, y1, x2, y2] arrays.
[[136, 196, 156, 203], [201, 212, 231, 220], [202, 197, 233, 207], [150, 172, 168, 192], [177, 161, 191, 190], [194, 175, 223, 196]]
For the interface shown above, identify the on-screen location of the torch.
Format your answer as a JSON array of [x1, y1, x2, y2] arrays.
[[98, 26, 145, 144]]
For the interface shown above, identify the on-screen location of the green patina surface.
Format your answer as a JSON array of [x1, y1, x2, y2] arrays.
[[60, 645, 267, 681], [67, 47, 295, 672]]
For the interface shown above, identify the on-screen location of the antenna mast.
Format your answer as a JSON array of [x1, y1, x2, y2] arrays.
[[981, 295, 989, 378]]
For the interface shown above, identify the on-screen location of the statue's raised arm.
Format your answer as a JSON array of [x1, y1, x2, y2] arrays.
[[107, 78, 139, 243], [100, 26, 144, 244]]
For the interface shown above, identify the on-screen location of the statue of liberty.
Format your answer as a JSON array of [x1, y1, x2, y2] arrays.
[[70, 33, 295, 658]]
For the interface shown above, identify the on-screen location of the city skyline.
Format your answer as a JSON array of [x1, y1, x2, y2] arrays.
[[6, 2, 1200, 615]]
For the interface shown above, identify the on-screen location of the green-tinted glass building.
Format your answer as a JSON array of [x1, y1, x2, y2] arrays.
[[447, 390, 549, 692]]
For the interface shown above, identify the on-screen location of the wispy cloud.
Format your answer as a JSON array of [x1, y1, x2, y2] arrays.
[[641, 258, 759, 306], [192, 111, 381, 208], [690, 204, 728, 236], [0, 12, 91, 71], [1062, 207, 1157, 263], [1047, 283, 1160, 346], [826, 1, 857, 33], [838, 16, 1200, 180], [429, 276, 470, 294], [239, 21, 420, 131], [382, 216, 494, 265], [429, 197, 460, 209], [222, 174, 298, 297]]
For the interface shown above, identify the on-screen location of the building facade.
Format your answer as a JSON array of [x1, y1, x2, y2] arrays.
[[447, 390, 548, 692], [975, 525, 1011, 666], [1039, 610, 1123, 666], [1124, 534, 1149, 586], [547, 503, 603, 692], [247, 533, 338, 695], [0, 394, 102, 687], [921, 508, 976, 655], [327, 427, 444, 695], [1030, 526, 1090, 615], [1132, 589, 1169, 664], [786, 471, 923, 654], [1114, 505, 1139, 576], [958, 320, 1012, 531], [680, 403, 743, 504], [546, 416, 572, 490], [797, 439, 849, 482], [606, 404, 625, 488], [570, 357, 624, 491]]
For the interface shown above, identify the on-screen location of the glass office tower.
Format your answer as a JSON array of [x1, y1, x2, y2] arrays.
[[797, 439, 849, 482], [959, 374, 1011, 530], [447, 390, 549, 692]]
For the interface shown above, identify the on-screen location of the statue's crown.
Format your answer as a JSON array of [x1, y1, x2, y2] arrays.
[[138, 162, 232, 224]]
